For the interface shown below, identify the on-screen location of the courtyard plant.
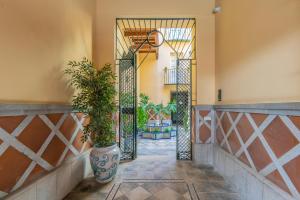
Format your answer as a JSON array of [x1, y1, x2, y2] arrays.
[[65, 58, 120, 183]]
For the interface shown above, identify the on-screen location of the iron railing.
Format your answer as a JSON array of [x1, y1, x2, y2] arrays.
[[164, 67, 190, 85], [164, 68, 176, 85]]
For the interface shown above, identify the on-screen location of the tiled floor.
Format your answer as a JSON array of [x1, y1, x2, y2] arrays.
[[64, 138, 240, 200]]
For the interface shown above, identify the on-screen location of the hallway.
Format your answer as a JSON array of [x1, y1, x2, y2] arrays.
[[64, 139, 240, 200]]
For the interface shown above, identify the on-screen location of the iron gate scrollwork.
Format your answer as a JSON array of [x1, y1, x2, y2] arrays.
[[176, 59, 192, 160], [116, 18, 196, 160]]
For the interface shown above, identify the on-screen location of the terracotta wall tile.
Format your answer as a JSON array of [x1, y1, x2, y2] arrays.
[[199, 125, 211, 143], [284, 155, 300, 193], [229, 112, 239, 121], [216, 111, 223, 118], [59, 115, 77, 140], [247, 138, 272, 171], [238, 153, 251, 167], [222, 143, 230, 153], [236, 114, 254, 143], [41, 136, 66, 167], [0, 115, 26, 133], [227, 130, 241, 154], [76, 113, 84, 121], [263, 116, 299, 158], [17, 116, 51, 153], [216, 127, 224, 144], [289, 116, 300, 130], [46, 113, 63, 125], [266, 170, 291, 195], [0, 147, 31, 192], [221, 113, 231, 134], [73, 130, 84, 151], [23, 164, 46, 187], [199, 110, 210, 117], [251, 113, 268, 127], [64, 150, 76, 161]]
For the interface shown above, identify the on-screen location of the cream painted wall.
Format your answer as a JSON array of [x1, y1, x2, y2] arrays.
[[0, 0, 96, 104], [215, 0, 300, 104], [95, 0, 216, 104], [138, 44, 176, 105]]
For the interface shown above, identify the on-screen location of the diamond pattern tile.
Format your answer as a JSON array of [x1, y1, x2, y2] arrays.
[[42, 135, 67, 166], [251, 113, 268, 127], [289, 116, 300, 130], [17, 116, 51, 153], [195, 107, 300, 199], [199, 111, 210, 118], [200, 125, 211, 143], [284, 155, 300, 193], [266, 170, 291, 194], [227, 130, 241, 154], [0, 115, 26, 134], [238, 153, 251, 167], [247, 138, 272, 171], [46, 113, 63, 125], [236, 114, 254, 143], [216, 127, 224, 144], [229, 112, 239, 121], [59, 115, 77, 140], [72, 130, 84, 151], [0, 111, 89, 197], [0, 147, 31, 192], [263, 116, 299, 158], [221, 114, 231, 134]]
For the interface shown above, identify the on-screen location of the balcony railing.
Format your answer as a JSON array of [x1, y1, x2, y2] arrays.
[[164, 68, 177, 85], [164, 67, 189, 85]]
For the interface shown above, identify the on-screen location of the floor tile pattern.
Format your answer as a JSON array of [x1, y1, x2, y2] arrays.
[[65, 138, 239, 200]]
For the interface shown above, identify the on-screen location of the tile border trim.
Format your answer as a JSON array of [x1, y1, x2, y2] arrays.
[[0, 104, 72, 116], [194, 102, 300, 116]]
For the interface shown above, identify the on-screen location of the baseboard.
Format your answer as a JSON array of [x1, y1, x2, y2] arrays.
[[5, 150, 92, 200], [213, 145, 296, 200]]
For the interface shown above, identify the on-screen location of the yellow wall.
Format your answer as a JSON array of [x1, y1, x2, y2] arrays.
[[215, 0, 300, 104], [138, 41, 195, 105], [138, 43, 176, 105], [0, 0, 96, 104], [95, 0, 216, 104]]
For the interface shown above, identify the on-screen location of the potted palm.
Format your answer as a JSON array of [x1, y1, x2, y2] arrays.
[[65, 58, 120, 183]]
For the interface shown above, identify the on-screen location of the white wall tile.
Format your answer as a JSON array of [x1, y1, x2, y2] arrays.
[[246, 174, 263, 200], [263, 185, 286, 200], [56, 163, 72, 200], [36, 172, 57, 200]]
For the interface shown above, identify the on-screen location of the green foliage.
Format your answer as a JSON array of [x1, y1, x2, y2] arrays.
[[162, 101, 177, 117], [137, 93, 149, 130], [163, 127, 172, 133], [65, 58, 117, 147], [183, 110, 190, 132]]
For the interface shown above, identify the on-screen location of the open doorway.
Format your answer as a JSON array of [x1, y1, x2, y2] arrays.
[[115, 18, 196, 160]]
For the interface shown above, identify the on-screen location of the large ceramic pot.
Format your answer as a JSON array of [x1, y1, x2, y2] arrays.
[[89, 144, 120, 183]]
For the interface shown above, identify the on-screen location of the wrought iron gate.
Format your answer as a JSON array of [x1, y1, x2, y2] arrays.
[[116, 18, 196, 160]]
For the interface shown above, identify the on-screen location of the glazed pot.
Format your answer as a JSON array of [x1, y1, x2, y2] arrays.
[[89, 144, 120, 183]]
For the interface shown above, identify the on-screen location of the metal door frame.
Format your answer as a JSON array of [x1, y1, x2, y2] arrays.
[[115, 18, 196, 160]]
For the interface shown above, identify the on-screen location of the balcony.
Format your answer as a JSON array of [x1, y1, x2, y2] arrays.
[[164, 67, 176, 85], [164, 67, 190, 85]]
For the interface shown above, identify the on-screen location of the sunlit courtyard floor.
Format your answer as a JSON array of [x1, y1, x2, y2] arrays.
[[64, 136, 240, 200], [137, 136, 176, 157]]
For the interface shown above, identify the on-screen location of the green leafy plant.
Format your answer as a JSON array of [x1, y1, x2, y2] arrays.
[[137, 93, 149, 131], [65, 58, 117, 147], [162, 100, 177, 118]]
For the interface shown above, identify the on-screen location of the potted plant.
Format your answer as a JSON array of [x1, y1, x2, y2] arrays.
[[65, 58, 120, 183]]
